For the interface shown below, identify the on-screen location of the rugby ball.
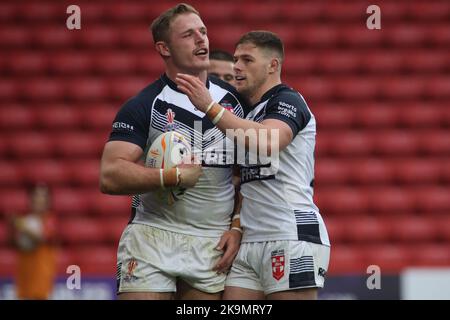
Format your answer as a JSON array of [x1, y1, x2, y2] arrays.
[[145, 131, 191, 204]]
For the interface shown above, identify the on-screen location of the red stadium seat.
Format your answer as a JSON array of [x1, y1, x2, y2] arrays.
[[74, 246, 116, 275], [409, 1, 450, 21], [324, 217, 347, 244], [69, 160, 101, 186], [23, 79, 65, 101], [428, 24, 450, 46], [207, 25, 248, 49], [109, 77, 149, 101], [103, 217, 129, 243], [313, 104, 355, 129], [22, 161, 71, 186], [94, 52, 137, 74], [381, 77, 425, 99], [0, 162, 24, 187], [0, 79, 20, 101], [326, 131, 374, 156], [410, 244, 450, 267], [0, 3, 18, 22], [0, 248, 16, 276], [370, 188, 416, 214], [356, 103, 398, 128], [90, 192, 132, 216], [0, 105, 35, 130], [56, 249, 77, 275], [119, 25, 153, 49], [391, 216, 438, 242], [299, 26, 339, 48], [292, 77, 334, 101], [136, 52, 165, 75], [345, 216, 391, 243], [426, 76, 450, 99], [415, 187, 450, 213], [419, 131, 450, 155], [374, 131, 419, 156], [386, 24, 427, 47], [0, 27, 31, 48], [66, 78, 109, 101], [318, 51, 361, 74], [50, 53, 93, 75], [106, 2, 151, 22], [364, 245, 413, 273], [55, 132, 104, 158], [405, 51, 449, 73], [33, 26, 76, 48], [328, 246, 366, 275], [361, 51, 402, 73], [393, 159, 441, 184], [59, 218, 107, 244], [9, 132, 55, 158], [315, 188, 370, 215], [335, 77, 378, 100], [0, 189, 28, 216], [0, 222, 9, 246], [352, 159, 393, 185], [196, 3, 237, 22], [339, 26, 383, 47], [240, 3, 280, 22], [18, 2, 60, 22], [82, 104, 117, 130], [52, 188, 92, 216], [399, 103, 444, 128], [35, 106, 81, 130], [315, 159, 350, 185], [79, 26, 120, 48], [280, 2, 324, 21], [9, 52, 48, 74], [436, 216, 450, 241], [283, 51, 317, 74]]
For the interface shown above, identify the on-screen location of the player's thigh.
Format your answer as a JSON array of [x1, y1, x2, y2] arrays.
[[223, 286, 265, 300], [176, 279, 222, 300], [118, 292, 174, 300], [266, 287, 318, 300]]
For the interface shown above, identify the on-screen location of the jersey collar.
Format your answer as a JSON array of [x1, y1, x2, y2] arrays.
[[161, 73, 211, 94]]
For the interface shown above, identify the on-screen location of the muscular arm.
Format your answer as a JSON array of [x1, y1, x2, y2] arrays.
[[99, 141, 161, 195]]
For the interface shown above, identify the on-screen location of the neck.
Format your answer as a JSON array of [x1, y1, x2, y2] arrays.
[[248, 76, 281, 105], [165, 64, 208, 84]]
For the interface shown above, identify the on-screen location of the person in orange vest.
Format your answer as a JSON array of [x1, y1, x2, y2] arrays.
[[12, 184, 57, 299]]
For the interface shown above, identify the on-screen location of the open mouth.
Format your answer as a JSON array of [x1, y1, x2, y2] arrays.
[[235, 75, 246, 81], [194, 48, 208, 56]]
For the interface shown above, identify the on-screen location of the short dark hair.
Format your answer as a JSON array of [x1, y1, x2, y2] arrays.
[[150, 3, 200, 43], [209, 50, 234, 63], [236, 30, 284, 61]]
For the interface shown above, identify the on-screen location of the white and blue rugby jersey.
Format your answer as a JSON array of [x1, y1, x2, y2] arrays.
[[109, 74, 245, 237], [240, 84, 330, 246]]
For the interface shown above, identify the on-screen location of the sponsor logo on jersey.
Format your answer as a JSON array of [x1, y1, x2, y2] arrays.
[[271, 249, 285, 281], [220, 101, 234, 114], [112, 122, 134, 131], [165, 108, 179, 131], [318, 267, 327, 278]]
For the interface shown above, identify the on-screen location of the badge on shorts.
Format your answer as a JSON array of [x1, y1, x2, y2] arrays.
[[271, 250, 285, 281], [123, 258, 138, 282]]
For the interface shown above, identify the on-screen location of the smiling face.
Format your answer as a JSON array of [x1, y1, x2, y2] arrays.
[[233, 42, 273, 101], [163, 13, 210, 74]]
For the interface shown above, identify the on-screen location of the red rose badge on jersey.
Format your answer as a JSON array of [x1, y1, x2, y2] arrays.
[[271, 249, 285, 281]]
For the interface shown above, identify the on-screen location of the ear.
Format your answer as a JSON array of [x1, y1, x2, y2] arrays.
[[268, 58, 280, 74], [155, 41, 171, 58]]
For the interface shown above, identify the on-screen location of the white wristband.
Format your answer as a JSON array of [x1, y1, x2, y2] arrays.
[[212, 107, 225, 125], [205, 101, 215, 114], [232, 214, 240, 220], [231, 227, 243, 234], [159, 169, 165, 189], [176, 167, 180, 186]]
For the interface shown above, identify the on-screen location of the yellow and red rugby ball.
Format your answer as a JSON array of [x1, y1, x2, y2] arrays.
[[145, 131, 191, 204]]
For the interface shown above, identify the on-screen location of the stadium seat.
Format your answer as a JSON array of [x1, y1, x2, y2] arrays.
[[50, 53, 93, 75], [0, 162, 24, 187], [0, 3, 18, 22], [405, 51, 449, 73], [381, 77, 425, 100], [356, 103, 398, 128], [17, 2, 60, 22], [361, 51, 402, 73], [108, 77, 149, 101], [78, 26, 120, 48], [352, 159, 393, 185], [410, 244, 450, 267], [428, 24, 450, 46], [324, 217, 347, 244], [0, 222, 9, 246], [391, 216, 438, 242], [291, 77, 334, 101], [23, 160, 71, 186], [35, 106, 81, 130], [207, 25, 248, 49], [106, 2, 151, 22], [299, 26, 339, 48], [315, 159, 350, 185], [9, 52, 48, 74], [345, 216, 391, 243], [0, 105, 35, 130], [9, 132, 55, 158], [419, 131, 450, 155], [335, 77, 379, 100], [33, 26, 76, 48], [240, 3, 280, 22], [409, 1, 450, 21], [313, 104, 355, 129], [318, 51, 361, 74], [369, 188, 416, 214], [23, 79, 65, 101], [81, 104, 117, 130], [59, 218, 108, 245], [283, 51, 317, 74], [69, 160, 101, 186], [0, 27, 30, 48], [56, 249, 77, 275], [374, 131, 419, 156], [0, 189, 28, 216], [325, 131, 374, 156], [399, 103, 444, 128], [103, 217, 129, 243], [393, 159, 441, 184], [74, 246, 116, 275], [364, 244, 413, 273], [196, 2, 237, 22], [54, 132, 104, 158], [90, 192, 132, 216], [339, 26, 383, 47], [136, 52, 165, 75], [386, 24, 427, 47], [94, 52, 137, 74], [426, 76, 450, 99], [119, 25, 153, 49], [415, 187, 450, 213], [280, 2, 323, 21], [0, 248, 16, 276], [0, 79, 20, 101], [315, 188, 370, 215], [66, 78, 109, 101], [436, 216, 450, 241], [328, 246, 366, 275], [52, 188, 92, 216]]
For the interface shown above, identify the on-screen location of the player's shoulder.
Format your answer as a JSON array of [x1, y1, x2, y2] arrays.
[[269, 84, 308, 107], [208, 76, 251, 115], [208, 75, 236, 94]]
